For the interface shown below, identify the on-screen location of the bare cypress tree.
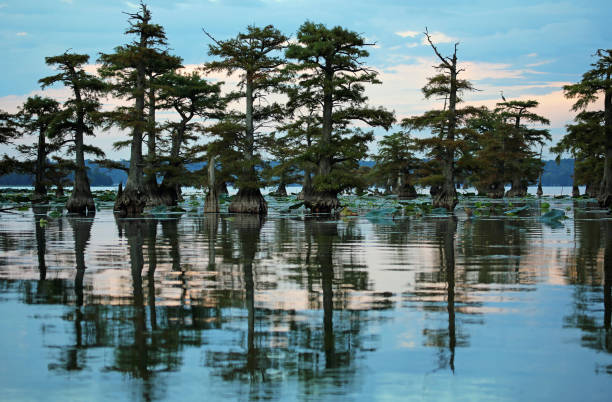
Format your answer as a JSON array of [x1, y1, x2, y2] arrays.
[[564, 49, 612, 207], [402, 29, 475, 211], [40, 52, 106, 214]]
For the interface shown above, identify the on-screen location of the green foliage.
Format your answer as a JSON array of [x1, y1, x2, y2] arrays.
[[205, 24, 288, 191], [285, 21, 394, 196]]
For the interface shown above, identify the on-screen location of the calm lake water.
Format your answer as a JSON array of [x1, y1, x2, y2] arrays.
[[0, 197, 610, 401]]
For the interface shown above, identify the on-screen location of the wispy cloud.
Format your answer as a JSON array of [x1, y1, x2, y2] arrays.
[[126, 1, 138, 8], [0, 4, 7, 9], [526, 53, 538, 58], [395, 30, 420, 38], [60, 0, 74, 4], [421, 31, 456, 45], [526, 59, 554, 67], [16, 32, 27, 36]]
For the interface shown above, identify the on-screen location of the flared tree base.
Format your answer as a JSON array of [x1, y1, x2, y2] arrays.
[[397, 183, 417, 199], [31, 192, 49, 204], [228, 188, 267, 214], [505, 185, 528, 198], [432, 188, 457, 211], [598, 192, 611, 208], [572, 185, 580, 198], [146, 183, 178, 207], [304, 191, 340, 213], [114, 187, 146, 217], [204, 187, 219, 213], [477, 183, 505, 198], [270, 184, 287, 197]]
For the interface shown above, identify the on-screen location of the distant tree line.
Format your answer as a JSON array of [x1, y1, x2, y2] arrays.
[[0, 2, 610, 215]]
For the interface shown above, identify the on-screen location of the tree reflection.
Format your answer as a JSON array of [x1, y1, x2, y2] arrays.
[[46, 215, 94, 372], [32, 205, 49, 281], [564, 218, 612, 374], [206, 215, 268, 382], [310, 219, 338, 368], [413, 217, 465, 372], [107, 217, 181, 400]]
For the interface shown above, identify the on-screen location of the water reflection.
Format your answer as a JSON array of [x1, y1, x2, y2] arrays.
[[563, 218, 612, 374], [0, 204, 612, 400]]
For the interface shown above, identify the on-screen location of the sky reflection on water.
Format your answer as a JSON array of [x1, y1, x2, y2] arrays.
[[0, 200, 610, 401]]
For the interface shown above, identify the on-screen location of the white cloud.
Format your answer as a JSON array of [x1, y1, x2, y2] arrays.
[[406, 43, 419, 48], [60, 0, 74, 4], [526, 59, 554, 67], [125, 1, 138, 8], [421, 31, 456, 45], [526, 53, 538, 58], [395, 30, 420, 38], [16, 32, 28, 36]]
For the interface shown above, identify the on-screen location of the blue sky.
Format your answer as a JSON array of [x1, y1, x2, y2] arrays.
[[1, 0, 610, 159]]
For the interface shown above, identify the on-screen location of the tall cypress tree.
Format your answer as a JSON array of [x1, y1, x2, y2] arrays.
[[99, 3, 175, 216], [39, 52, 106, 214], [495, 100, 550, 197], [204, 25, 288, 214], [155, 71, 226, 205], [564, 49, 612, 207], [12, 96, 63, 202], [551, 111, 606, 198], [286, 21, 394, 212], [402, 29, 475, 211]]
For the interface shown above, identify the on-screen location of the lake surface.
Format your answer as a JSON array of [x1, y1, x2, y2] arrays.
[[0, 197, 610, 401]]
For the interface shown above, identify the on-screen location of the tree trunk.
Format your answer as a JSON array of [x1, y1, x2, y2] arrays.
[[66, 82, 95, 215], [307, 67, 339, 212], [32, 128, 47, 203], [144, 86, 162, 206], [536, 175, 543, 197], [273, 182, 287, 197], [572, 183, 580, 198], [55, 184, 64, 197], [433, 55, 458, 212], [505, 177, 528, 197], [478, 182, 504, 198], [217, 181, 229, 196], [229, 75, 267, 214], [585, 181, 599, 198], [229, 188, 267, 214], [303, 191, 340, 213], [397, 172, 417, 199], [297, 169, 313, 200], [598, 86, 612, 208], [114, 47, 146, 216], [433, 154, 457, 211], [204, 156, 218, 213]]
